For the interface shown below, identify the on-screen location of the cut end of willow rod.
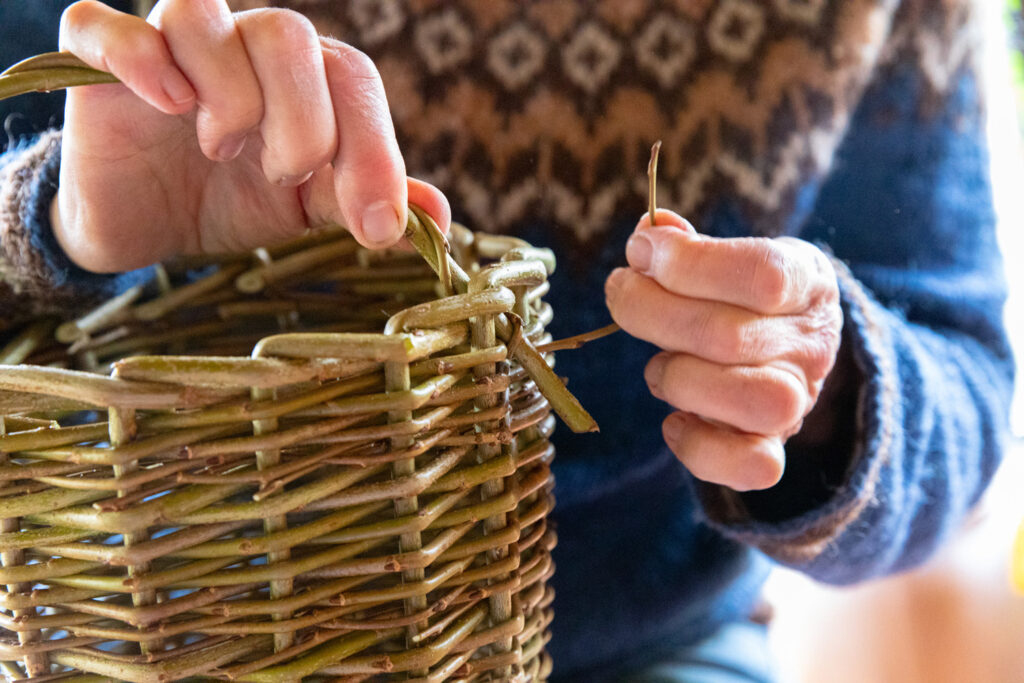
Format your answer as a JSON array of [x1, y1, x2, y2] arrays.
[[648, 140, 662, 227], [536, 323, 621, 353]]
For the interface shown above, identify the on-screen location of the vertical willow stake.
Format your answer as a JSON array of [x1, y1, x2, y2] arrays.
[[0, 417, 47, 677]]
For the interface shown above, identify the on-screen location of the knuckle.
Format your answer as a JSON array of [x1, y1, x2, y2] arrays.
[[692, 307, 721, 353], [264, 143, 332, 180], [341, 46, 380, 80], [207, 96, 263, 134], [60, 1, 91, 33], [799, 312, 842, 380], [804, 335, 839, 381], [154, 0, 191, 27], [246, 8, 318, 49], [718, 319, 754, 363], [750, 241, 790, 311], [118, 26, 164, 62], [60, 1, 109, 51], [326, 42, 384, 86]]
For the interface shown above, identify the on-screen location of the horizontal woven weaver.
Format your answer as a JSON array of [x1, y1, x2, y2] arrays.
[[0, 214, 561, 682]]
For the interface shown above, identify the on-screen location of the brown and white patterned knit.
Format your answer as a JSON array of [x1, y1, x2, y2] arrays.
[[228, 0, 979, 247]]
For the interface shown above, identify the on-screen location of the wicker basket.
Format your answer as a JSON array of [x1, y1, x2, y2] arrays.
[[0, 196, 599, 681]]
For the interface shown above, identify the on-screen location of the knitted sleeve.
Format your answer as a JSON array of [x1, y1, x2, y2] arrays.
[[0, 132, 152, 332], [694, 13, 1016, 582]]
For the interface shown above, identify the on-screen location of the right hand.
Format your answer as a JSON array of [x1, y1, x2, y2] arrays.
[[55, 0, 450, 273]]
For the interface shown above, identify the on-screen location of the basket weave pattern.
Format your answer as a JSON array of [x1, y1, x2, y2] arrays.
[[0, 221, 558, 681]]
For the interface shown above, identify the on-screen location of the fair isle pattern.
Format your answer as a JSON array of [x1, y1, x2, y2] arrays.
[[231, 0, 978, 247]]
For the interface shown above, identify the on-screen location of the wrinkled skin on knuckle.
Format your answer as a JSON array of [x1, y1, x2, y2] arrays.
[[803, 327, 841, 383], [750, 240, 793, 312], [718, 315, 759, 364], [156, 0, 227, 28], [334, 44, 381, 84], [795, 300, 843, 381], [246, 8, 317, 45]]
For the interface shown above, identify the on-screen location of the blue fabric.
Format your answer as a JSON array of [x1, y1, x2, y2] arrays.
[[620, 621, 774, 683], [0, 5, 1014, 683]]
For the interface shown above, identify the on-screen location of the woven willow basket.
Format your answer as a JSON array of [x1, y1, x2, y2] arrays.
[[0, 54, 601, 683]]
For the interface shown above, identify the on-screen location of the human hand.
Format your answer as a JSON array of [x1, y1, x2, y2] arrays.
[[54, 0, 449, 273], [605, 210, 843, 491]]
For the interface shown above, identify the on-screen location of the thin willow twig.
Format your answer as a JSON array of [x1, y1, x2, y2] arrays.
[[535, 323, 620, 353]]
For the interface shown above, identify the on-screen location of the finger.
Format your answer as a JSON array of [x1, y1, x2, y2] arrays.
[[321, 37, 408, 248], [150, 0, 263, 161], [606, 267, 785, 365], [635, 208, 698, 234], [301, 176, 449, 244], [59, 0, 195, 115], [234, 9, 335, 186], [625, 228, 838, 315], [645, 352, 808, 436], [663, 413, 785, 491], [408, 177, 451, 235]]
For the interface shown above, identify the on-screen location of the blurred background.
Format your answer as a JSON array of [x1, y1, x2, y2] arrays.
[[764, 2, 1024, 681]]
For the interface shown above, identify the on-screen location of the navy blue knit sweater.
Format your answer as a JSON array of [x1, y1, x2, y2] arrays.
[[0, 1, 1014, 680]]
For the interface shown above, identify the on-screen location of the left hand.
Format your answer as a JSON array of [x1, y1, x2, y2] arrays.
[[605, 210, 843, 491]]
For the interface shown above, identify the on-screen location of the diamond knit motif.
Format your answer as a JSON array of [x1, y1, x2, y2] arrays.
[[258, 0, 979, 258], [707, 0, 767, 63]]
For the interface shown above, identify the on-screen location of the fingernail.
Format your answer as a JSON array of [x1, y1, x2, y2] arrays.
[[217, 136, 246, 162], [605, 268, 625, 303], [645, 353, 668, 396], [161, 70, 194, 106], [362, 201, 402, 246], [276, 171, 314, 187], [664, 413, 687, 444], [626, 233, 653, 273]]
